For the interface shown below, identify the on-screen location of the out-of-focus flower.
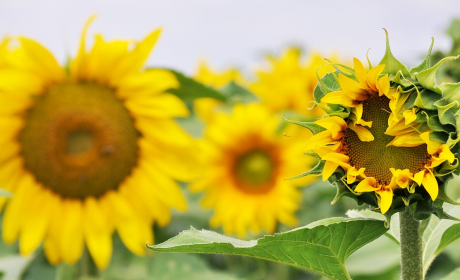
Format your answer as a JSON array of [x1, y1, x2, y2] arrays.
[[0, 17, 195, 269], [190, 103, 317, 237], [290, 33, 459, 215], [250, 47, 340, 118], [193, 61, 246, 121]]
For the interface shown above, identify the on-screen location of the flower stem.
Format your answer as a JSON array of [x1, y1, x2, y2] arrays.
[[399, 207, 423, 280]]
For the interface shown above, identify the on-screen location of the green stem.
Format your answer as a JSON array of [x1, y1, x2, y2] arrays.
[[399, 207, 423, 280], [80, 247, 99, 278]]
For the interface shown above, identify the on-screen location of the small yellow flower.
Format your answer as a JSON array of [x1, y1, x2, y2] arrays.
[[190, 104, 316, 237], [0, 18, 195, 269]]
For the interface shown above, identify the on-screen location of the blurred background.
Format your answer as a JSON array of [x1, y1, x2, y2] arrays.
[[2, 1, 460, 280], [2, 0, 460, 73]]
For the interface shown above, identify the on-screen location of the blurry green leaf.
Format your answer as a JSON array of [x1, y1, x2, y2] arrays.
[[149, 253, 241, 280], [150, 218, 388, 280], [378, 30, 410, 77], [220, 82, 259, 104], [423, 204, 460, 275], [346, 234, 400, 277], [0, 189, 11, 197], [166, 70, 227, 102], [434, 223, 460, 260], [441, 268, 460, 280]]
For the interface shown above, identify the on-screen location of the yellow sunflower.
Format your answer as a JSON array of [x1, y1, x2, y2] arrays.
[[292, 36, 459, 215], [0, 18, 195, 269], [250, 47, 341, 117], [190, 103, 317, 238], [193, 61, 246, 121]]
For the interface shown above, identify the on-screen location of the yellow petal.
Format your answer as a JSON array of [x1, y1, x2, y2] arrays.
[[376, 74, 390, 96], [403, 109, 417, 125], [348, 124, 374, 142], [321, 91, 357, 107], [322, 161, 339, 181], [314, 116, 347, 139], [366, 64, 385, 92], [109, 29, 162, 81], [376, 187, 393, 214], [20, 188, 57, 255], [304, 131, 335, 150], [125, 93, 189, 118], [422, 170, 438, 201], [83, 197, 113, 270], [355, 177, 378, 192], [60, 200, 84, 264], [353, 58, 368, 89], [420, 132, 442, 154]]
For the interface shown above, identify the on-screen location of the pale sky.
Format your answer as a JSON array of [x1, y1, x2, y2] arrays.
[[1, 0, 460, 75]]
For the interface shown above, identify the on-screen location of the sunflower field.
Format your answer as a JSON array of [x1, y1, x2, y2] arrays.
[[1, 2, 460, 280]]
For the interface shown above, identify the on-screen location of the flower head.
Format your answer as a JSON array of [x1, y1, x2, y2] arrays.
[[289, 32, 459, 216], [0, 18, 195, 268], [190, 104, 316, 237]]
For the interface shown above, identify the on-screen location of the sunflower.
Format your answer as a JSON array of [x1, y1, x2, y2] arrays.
[[189, 103, 316, 237], [290, 34, 460, 215], [193, 61, 246, 121], [249, 47, 341, 117], [0, 18, 195, 269]]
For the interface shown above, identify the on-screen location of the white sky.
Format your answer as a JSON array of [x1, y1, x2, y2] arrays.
[[1, 0, 460, 75]]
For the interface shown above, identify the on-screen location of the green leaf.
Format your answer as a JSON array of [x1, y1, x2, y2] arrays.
[[149, 218, 388, 280], [284, 160, 324, 180], [442, 268, 460, 280], [410, 38, 434, 78], [439, 83, 460, 105], [282, 116, 325, 135], [0, 189, 11, 197], [378, 29, 410, 77], [423, 204, 460, 275], [414, 89, 441, 110], [434, 99, 459, 122], [166, 69, 227, 102], [346, 209, 400, 244], [314, 72, 340, 104], [415, 56, 459, 94], [434, 223, 460, 259], [220, 82, 259, 104], [149, 254, 240, 280]]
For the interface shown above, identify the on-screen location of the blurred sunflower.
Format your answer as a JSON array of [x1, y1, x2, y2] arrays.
[[193, 61, 246, 121], [250, 47, 340, 117], [0, 18, 195, 269], [190, 104, 317, 237]]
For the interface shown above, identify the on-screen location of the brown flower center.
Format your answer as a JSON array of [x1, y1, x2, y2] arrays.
[[342, 95, 430, 185], [18, 82, 140, 199]]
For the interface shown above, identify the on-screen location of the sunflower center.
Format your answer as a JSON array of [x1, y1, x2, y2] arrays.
[[18, 82, 140, 199], [342, 95, 430, 185], [234, 150, 275, 191]]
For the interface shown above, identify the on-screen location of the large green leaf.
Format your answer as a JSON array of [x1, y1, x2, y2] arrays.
[[378, 30, 410, 77], [149, 218, 388, 280]]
